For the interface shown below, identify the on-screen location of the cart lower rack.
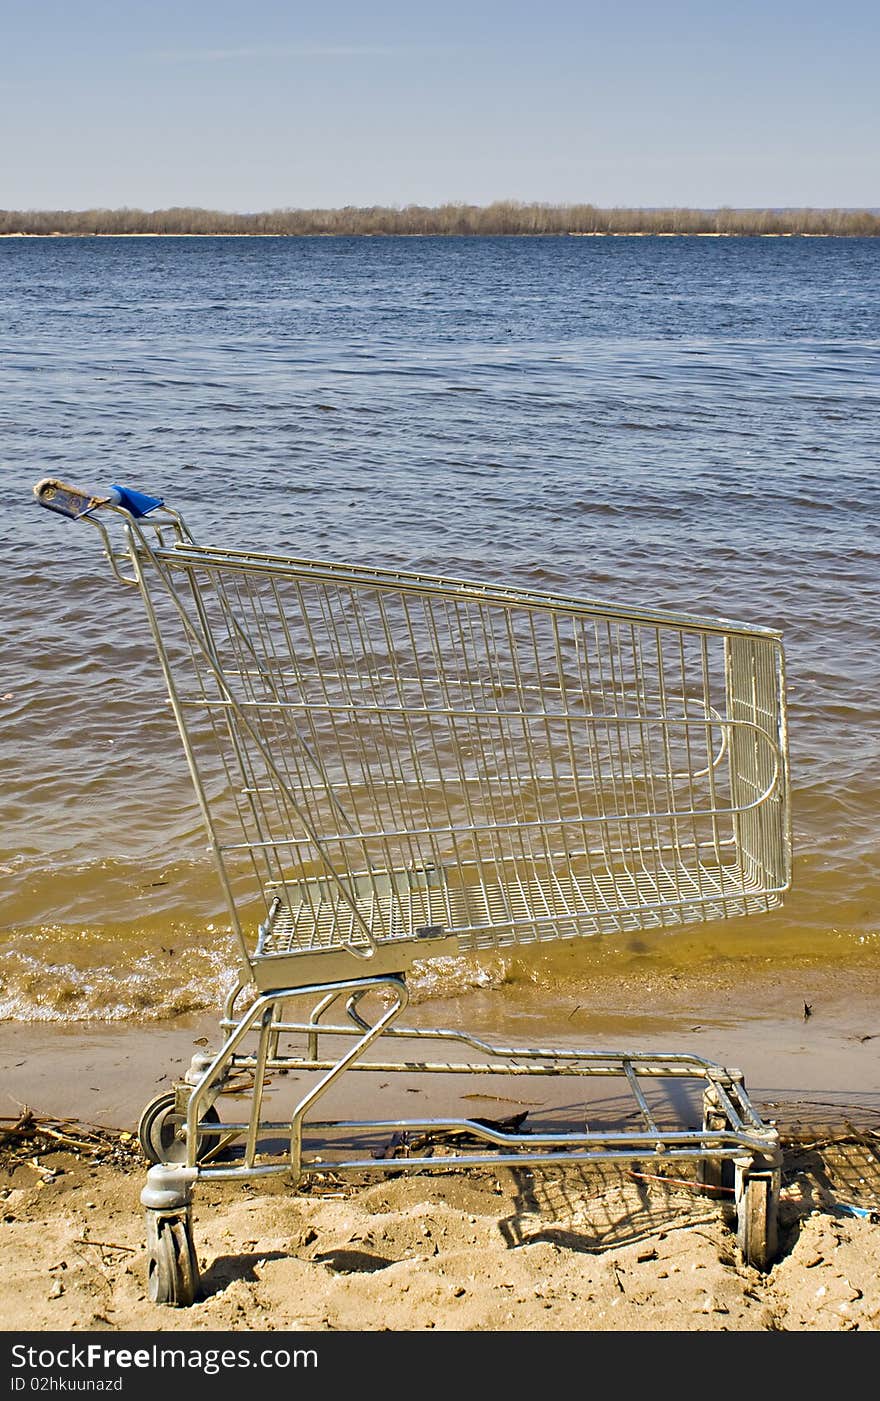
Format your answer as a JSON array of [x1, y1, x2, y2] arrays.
[[35, 477, 791, 1305]]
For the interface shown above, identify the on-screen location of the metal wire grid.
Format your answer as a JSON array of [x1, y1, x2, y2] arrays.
[[136, 541, 789, 962]]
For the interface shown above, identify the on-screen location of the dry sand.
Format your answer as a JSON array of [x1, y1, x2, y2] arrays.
[[1, 961, 879, 1337]]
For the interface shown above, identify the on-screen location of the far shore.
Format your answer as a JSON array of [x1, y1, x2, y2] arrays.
[[4, 200, 875, 241], [1, 230, 873, 239]]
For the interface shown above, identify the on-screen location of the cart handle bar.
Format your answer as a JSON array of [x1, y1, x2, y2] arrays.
[[34, 478, 164, 520]]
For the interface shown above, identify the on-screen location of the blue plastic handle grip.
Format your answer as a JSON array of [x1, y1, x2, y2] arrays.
[[109, 484, 165, 517]]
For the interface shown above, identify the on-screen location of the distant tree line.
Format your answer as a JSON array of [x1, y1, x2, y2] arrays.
[[1, 202, 878, 237]]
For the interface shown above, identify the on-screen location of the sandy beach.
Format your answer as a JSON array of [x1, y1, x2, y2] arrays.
[[2, 959, 878, 1335]]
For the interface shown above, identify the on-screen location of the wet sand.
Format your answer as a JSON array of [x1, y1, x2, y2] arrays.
[[3, 960, 878, 1131]]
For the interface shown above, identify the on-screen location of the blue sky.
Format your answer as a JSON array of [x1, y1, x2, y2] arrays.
[[2, 0, 877, 211]]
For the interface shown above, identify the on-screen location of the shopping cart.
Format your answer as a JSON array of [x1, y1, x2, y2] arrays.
[[35, 477, 791, 1305]]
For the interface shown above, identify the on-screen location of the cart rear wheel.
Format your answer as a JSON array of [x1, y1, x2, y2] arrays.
[[737, 1174, 778, 1272], [138, 1091, 220, 1165], [147, 1216, 199, 1306]]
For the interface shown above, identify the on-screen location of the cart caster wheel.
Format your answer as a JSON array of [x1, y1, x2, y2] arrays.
[[147, 1216, 199, 1307], [138, 1091, 220, 1165], [737, 1174, 778, 1272]]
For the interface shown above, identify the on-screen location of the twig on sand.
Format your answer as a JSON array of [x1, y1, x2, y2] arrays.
[[0, 1109, 139, 1165], [73, 1238, 137, 1256]]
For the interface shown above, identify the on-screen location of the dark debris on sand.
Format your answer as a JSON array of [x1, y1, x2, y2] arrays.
[[0, 1107, 143, 1171]]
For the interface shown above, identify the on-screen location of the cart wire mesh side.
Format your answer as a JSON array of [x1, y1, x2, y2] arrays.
[[33, 477, 791, 1304], [135, 538, 790, 976]]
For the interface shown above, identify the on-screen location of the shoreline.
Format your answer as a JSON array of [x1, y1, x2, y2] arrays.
[[4, 958, 878, 1131]]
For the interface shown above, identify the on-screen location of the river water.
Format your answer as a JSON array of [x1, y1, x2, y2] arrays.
[[1, 234, 878, 1023]]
